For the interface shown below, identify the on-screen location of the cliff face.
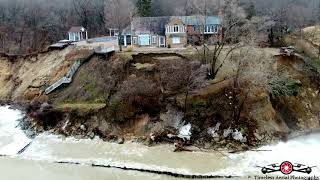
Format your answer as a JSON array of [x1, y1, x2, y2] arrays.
[[271, 55, 320, 130], [0, 47, 96, 102], [0, 47, 75, 101], [2, 48, 320, 150]]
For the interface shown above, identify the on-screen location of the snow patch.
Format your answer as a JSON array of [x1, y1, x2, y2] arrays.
[[222, 127, 246, 142], [232, 130, 246, 142], [223, 127, 232, 137], [207, 123, 221, 138], [178, 123, 192, 140]]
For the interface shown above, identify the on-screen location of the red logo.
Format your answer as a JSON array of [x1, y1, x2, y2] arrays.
[[280, 161, 293, 175]]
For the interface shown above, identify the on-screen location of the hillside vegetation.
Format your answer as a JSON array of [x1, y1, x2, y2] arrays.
[[0, 46, 316, 150]]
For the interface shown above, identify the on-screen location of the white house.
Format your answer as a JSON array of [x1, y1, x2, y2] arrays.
[[68, 26, 88, 42]]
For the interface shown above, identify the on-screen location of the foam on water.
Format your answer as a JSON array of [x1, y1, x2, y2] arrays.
[[218, 133, 320, 176], [0, 106, 31, 155], [0, 105, 319, 177], [21, 133, 229, 176]]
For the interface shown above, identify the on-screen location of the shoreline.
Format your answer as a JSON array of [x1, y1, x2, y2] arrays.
[[2, 102, 320, 154]]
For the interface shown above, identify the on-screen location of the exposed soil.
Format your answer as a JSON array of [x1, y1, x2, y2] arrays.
[[1, 47, 320, 151], [0, 47, 77, 101]]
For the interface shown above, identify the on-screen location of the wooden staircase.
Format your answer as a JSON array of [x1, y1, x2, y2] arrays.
[[45, 46, 115, 95], [45, 60, 81, 94]]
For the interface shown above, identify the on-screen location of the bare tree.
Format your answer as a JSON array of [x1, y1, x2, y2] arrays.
[[192, 0, 247, 80], [72, 0, 92, 29], [229, 54, 249, 126], [0, 0, 318, 53], [224, 45, 276, 126], [158, 59, 206, 112], [0, 0, 108, 53], [158, 0, 223, 16], [104, 0, 135, 51]]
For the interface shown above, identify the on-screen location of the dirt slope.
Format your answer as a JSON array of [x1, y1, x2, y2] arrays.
[[0, 47, 95, 101], [2, 46, 320, 150]]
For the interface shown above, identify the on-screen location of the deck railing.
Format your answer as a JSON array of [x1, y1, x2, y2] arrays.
[[45, 60, 82, 94]]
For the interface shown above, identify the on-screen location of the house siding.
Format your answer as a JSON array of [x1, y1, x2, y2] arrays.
[[165, 18, 187, 48], [130, 16, 222, 48], [131, 34, 163, 48], [186, 25, 223, 45], [166, 35, 187, 48]]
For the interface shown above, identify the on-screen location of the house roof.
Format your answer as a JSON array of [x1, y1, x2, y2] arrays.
[[131, 17, 171, 35], [68, 26, 86, 32], [131, 16, 220, 35], [177, 16, 221, 25]]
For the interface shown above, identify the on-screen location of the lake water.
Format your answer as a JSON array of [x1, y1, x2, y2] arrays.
[[0, 105, 319, 179]]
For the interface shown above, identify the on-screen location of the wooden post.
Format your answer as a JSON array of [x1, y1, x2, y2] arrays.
[[124, 35, 127, 47]]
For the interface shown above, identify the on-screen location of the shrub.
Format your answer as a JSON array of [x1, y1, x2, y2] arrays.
[[157, 59, 205, 93], [268, 77, 302, 97], [107, 77, 161, 121], [126, 45, 134, 52]]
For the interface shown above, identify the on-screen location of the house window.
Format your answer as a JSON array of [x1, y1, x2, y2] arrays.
[[75, 32, 80, 41], [172, 37, 180, 44], [138, 35, 151, 46], [152, 36, 157, 44], [174, 25, 179, 33], [166, 25, 185, 33], [204, 26, 210, 33], [192, 26, 196, 32], [133, 37, 138, 44], [204, 25, 218, 33]]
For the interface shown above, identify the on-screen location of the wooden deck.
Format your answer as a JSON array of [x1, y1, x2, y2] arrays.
[[94, 46, 115, 55], [49, 42, 69, 49]]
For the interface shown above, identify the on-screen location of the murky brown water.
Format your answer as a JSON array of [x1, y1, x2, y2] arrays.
[[0, 157, 179, 180], [21, 134, 229, 175]]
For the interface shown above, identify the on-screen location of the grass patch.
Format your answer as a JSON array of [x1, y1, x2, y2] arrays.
[[118, 52, 133, 61], [303, 26, 320, 46], [126, 45, 134, 52], [84, 81, 98, 98], [308, 58, 320, 73], [133, 63, 155, 70], [55, 102, 106, 112]]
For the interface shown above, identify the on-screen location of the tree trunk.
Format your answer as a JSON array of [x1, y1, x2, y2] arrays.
[[118, 32, 123, 51], [184, 90, 189, 113], [19, 31, 24, 49]]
